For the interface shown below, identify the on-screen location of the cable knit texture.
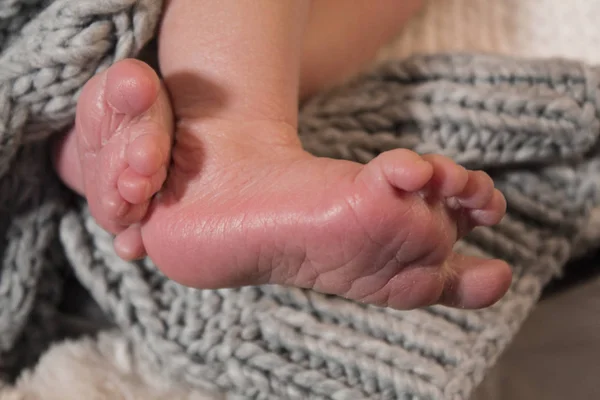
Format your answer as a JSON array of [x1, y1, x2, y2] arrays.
[[2, 1, 600, 399]]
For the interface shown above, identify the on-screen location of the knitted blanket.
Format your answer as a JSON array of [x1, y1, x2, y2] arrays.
[[3, 1, 600, 399]]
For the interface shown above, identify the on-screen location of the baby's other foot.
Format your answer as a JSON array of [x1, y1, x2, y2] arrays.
[[140, 119, 511, 310], [74, 59, 173, 259]]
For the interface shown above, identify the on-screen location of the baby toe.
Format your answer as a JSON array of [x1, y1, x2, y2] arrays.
[[456, 170, 495, 209], [421, 154, 469, 197], [118, 168, 152, 205], [439, 253, 512, 309], [362, 149, 433, 192], [467, 189, 507, 226], [118, 165, 166, 205], [105, 59, 161, 117], [114, 225, 146, 260], [127, 128, 171, 177]]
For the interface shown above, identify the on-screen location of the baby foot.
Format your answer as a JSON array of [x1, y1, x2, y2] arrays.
[[69, 59, 511, 310], [140, 130, 508, 310], [72, 59, 173, 259]]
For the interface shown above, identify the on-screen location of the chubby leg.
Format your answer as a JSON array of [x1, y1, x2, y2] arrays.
[[300, 0, 423, 98]]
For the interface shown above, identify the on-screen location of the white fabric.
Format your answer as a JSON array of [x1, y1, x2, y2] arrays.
[[379, 0, 600, 64]]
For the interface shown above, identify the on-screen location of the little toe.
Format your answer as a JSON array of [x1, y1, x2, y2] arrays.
[[468, 189, 507, 226], [363, 149, 434, 192], [114, 225, 146, 260], [439, 253, 512, 309], [456, 170, 495, 209], [118, 166, 167, 205], [421, 154, 469, 197]]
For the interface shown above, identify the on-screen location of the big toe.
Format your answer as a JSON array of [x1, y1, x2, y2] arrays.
[[439, 253, 512, 309], [76, 59, 173, 240]]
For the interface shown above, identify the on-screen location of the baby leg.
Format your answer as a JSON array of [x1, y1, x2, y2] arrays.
[[300, 0, 423, 98]]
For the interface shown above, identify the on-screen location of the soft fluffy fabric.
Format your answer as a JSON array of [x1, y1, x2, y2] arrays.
[[2, 1, 600, 399], [0, 332, 216, 400]]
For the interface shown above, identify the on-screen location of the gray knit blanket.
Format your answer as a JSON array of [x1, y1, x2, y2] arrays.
[[2, 1, 600, 399]]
